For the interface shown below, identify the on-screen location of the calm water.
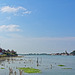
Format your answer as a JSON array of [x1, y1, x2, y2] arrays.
[[0, 55, 75, 75]]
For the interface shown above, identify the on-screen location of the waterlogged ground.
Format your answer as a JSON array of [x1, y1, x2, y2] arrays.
[[0, 55, 75, 75]]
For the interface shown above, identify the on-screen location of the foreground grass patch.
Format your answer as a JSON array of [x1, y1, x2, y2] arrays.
[[17, 67, 41, 73], [58, 65, 65, 66]]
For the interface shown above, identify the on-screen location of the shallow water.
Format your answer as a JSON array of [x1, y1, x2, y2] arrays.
[[0, 55, 75, 75]]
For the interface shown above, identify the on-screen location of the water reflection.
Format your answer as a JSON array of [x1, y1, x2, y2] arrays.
[[0, 57, 6, 64]]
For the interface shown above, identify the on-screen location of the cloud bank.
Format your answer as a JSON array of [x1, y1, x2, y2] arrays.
[[1, 35, 75, 54], [0, 25, 20, 32], [0, 6, 31, 15]]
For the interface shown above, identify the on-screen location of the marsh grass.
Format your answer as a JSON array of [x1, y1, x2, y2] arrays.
[[17, 67, 41, 73], [62, 68, 72, 69], [1, 68, 5, 69], [58, 65, 65, 66]]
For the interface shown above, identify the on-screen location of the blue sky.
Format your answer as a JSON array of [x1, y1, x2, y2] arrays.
[[0, 0, 75, 54]]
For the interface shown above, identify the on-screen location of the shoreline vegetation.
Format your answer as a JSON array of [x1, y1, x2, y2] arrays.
[[19, 50, 75, 56], [0, 48, 18, 57], [0, 47, 75, 57]]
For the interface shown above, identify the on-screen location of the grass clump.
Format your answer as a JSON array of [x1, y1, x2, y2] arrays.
[[62, 68, 72, 69], [58, 65, 65, 66], [1, 68, 5, 69], [18, 67, 41, 73]]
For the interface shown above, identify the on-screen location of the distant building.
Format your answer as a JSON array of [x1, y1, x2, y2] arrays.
[[0, 48, 3, 55], [2, 49, 6, 53]]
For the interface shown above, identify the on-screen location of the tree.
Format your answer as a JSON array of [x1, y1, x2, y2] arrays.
[[70, 50, 75, 55]]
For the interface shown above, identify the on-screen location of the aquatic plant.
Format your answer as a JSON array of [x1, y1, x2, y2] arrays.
[[62, 68, 72, 69], [17, 67, 41, 73], [1, 68, 5, 69], [58, 65, 65, 66]]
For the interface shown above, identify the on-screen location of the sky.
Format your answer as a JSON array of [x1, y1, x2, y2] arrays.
[[0, 0, 75, 54]]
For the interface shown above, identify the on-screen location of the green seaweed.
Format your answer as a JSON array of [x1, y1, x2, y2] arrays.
[[17, 67, 41, 73], [62, 68, 72, 69], [58, 65, 65, 66], [1, 68, 5, 69]]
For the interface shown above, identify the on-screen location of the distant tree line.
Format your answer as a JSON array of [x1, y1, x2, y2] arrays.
[[70, 50, 75, 55], [0, 48, 18, 57]]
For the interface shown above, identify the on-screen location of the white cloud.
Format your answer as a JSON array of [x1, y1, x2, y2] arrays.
[[32, 37, 75, 41], [0, 6, 31, 16], [1, 36, 75, 54], [23, 11, 31, 14], [0, 6, 26, 13], [0, 25, 20, 32]]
